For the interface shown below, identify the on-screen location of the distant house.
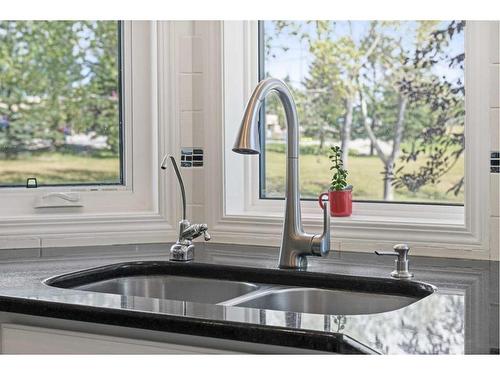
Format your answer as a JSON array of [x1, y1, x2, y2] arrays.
[[65, 132, 109, 150], [265, 114, 284, 140]]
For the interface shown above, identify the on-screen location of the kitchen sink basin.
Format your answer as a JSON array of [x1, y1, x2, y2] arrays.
[[44, 261, 435, 316], [73, 275, 260, 304], [230, 287, 419, 315]]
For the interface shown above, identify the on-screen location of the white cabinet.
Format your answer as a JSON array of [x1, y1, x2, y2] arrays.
[[0, 324, 238, 354]]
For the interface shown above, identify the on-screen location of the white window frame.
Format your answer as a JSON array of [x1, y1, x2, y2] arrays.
[[0, 21, 181, 249], [202, 21, 492, 259]]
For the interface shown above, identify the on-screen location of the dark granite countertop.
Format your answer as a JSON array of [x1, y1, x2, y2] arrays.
[[0, 243, 498, 354]]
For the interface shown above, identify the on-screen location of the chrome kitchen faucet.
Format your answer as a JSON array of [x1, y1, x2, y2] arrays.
[[232, 78, 330, 269], [161, 155, 210, 261]]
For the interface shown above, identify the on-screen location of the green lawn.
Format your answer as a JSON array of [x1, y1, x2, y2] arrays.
[[0, 153, 120, 186], [264, 151, 464, 204], [0, 150, 464, 204]]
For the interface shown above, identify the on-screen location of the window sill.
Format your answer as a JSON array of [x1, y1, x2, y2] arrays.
[[229, 198, 465, 225], [213, 201, 487, 260], [232, 207, 465, 226]]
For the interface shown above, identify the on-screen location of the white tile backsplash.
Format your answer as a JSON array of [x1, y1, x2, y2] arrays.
[[180, 111, 204, 146], [490, 65, 500, 109], [191, 74, 203, 111], [179, 36, 194, 73], [180, 168, 194, 204], [178, 35, 203, 75], [186, 204, 205, 223], [490, 24, 500, 261], [174, 21, 194, 39], [192, 36, 203, 73], [492, 174, 500, 217], [179, 74, 193, 111], [181, 168, 204, 205], [491, 108, 500, 150], [179, 74, 203, 111], [490, 21, 500, 64], [191, 111, 204, 147], [180, 111, 194, 146], [174, 22, 206, 228], [490, 217, 499, 261]]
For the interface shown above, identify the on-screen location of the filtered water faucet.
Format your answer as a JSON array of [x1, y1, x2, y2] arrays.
[[161, 155, 210, 261]]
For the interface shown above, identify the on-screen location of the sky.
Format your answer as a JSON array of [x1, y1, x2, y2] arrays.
[[263, 20, 464, 90]]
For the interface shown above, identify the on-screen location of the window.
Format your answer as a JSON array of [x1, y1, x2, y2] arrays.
[[259, 21, 465, 205], [0, 21, 176, 249], [218, 21, 490, 257], [0, 21, 123, 187]]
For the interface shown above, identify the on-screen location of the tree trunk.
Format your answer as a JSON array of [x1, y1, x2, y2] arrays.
[[369, 118, 378, 156], [359, 88, 407, 201], [359, 90, 387, 163], [383, 162, 394, 200], [319, 128, 325, 150], [4, 112, 15, 159], [341, 96, 353, 167], [383, 95, 407, 201]]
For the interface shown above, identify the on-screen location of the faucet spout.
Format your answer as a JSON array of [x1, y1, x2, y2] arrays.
[[233, 78, 330, 269]]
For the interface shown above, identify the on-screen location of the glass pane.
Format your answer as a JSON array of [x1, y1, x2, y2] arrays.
[[0, 21, 122, 187], [260, 21, 465, 205]]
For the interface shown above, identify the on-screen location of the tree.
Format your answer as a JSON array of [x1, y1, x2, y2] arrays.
[[78, 21, 121, 154], [253, 21, 465, 201], [358, 82, 408, 200], [355, 21, 464, 200], [355, 21, 413, 200], [301, 21, 381, 166], [392, 21, 465, 197], [0, 21, 120, 158]]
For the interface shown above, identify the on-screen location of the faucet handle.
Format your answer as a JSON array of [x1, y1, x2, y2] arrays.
[[182, 223, 209, 241], [311, 198, 330, 257], [198, 224, 211, 241]]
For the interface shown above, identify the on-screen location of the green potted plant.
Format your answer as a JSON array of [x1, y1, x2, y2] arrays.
[[318, 146, 353, 217]]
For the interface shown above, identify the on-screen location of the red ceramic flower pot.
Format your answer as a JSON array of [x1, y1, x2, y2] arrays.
[[318, 189, 352, 217]]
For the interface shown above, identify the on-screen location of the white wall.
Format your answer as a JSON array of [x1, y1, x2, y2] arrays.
[[170, 21, 207, 225], [489, 22, 500, 261]]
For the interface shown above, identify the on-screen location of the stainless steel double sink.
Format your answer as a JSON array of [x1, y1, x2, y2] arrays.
[[46, 262, 434, 316]]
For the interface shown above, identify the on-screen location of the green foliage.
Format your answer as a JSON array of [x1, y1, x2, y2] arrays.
[[328, 146, 348, 191], [263, 20, 465, 201], [392, 21, 465, 196], [263, 150, 464, 203], [0, 21, 120, 159]]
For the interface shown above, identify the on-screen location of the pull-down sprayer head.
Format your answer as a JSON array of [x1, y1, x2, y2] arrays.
[[231, 84, 266, 155]]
